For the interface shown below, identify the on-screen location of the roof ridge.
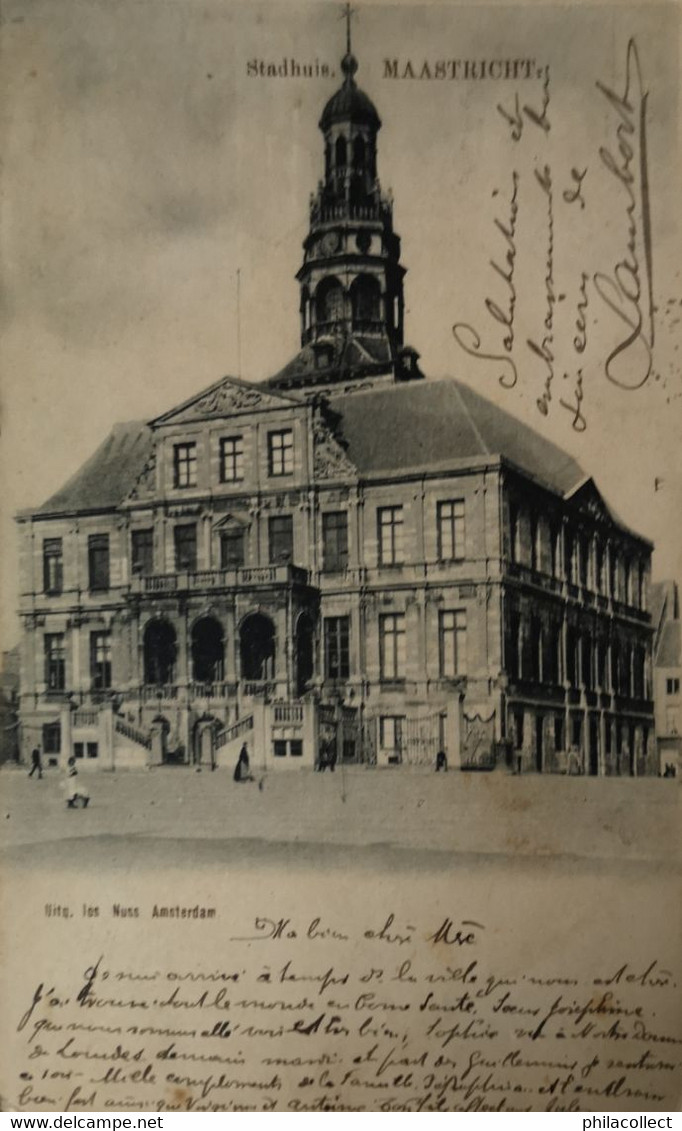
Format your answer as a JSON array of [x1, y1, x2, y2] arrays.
[[451, 381, 491, 456]]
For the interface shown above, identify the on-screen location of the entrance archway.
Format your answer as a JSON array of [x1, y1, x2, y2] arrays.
[[240, 613, 275, 681], [143, 620, 177, 686], [295, 614, 315, 697], [191, 616, 224, 684], [193, 715, 221, 767]]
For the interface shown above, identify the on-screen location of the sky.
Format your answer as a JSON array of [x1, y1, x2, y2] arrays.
[[1, 0, 681, 648]]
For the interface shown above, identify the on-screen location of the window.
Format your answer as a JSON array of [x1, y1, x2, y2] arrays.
[[88, 534, 110, 592], [173, 442, 197, 488], [509, 504, 520, 563], [581, 635, 593, 689], [571, 715, 583, 749], [324, 616, 350, 680], [273, 739, 303, 758], [530, 516, 539, 571], [578, 536, 589, 587], [667, 677, 681, 695], [380, 716, 405, 763], [268, 430, 294, 477], [220, 530, 245, 569], [666, 708, 679, 735], [90, 631, 112, 690], [43, 722, 61, 756], [438, 500, 465, 561], [565, 531, 575, 584], [508, 610, 521, 680], [549, 526, 559, 577], [322, 512, 348, 572], [439, 610, 467, 678], [554, 715, 564, 751], [378, 506, 404, 566], [75, 742, 98, 760], [530, 617, 543, 681], [595, 543, 605, 593], [44, 634, 66, 691], [220, 436, 244, 483], [269, 515, 294, 564], [380, 613, 406, 680], [512, 710, 524, 750], [43, 538, 63, 595], [131, 529, 154, 576], [174, 524, 197, 572], [566, 627, 578, 686]]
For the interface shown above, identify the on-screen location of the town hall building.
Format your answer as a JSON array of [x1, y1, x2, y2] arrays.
[[16, 37, 656, 775]]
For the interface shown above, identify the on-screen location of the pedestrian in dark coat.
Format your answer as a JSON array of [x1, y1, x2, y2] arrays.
[[28, 746, 43, 779], [234, 743, 253, 783]]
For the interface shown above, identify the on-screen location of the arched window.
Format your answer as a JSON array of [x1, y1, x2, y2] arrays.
[[300, 286, 310, 331], [350, 275, 381, 328], [191, 617, 224, 685], [295, 614, 315, 697], [315, 278, 344, 327], [240, 613, 275, 682], [353, 135, 366, 168], [143, 620, 177, 686], [335, 135, 347, 168]]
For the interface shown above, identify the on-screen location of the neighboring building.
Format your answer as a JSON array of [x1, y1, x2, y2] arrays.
[[0, 646, 20, 764], [651, 580, 681, 773], [15, 40, 656, 775]]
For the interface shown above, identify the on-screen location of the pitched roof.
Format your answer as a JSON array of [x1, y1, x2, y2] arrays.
[[34, 422, 153, 515], [657, 621, 681, 668], [327, 378, 585, 495]]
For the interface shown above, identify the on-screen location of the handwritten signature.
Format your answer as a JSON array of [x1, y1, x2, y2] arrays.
[[593, 38, 654, 389]]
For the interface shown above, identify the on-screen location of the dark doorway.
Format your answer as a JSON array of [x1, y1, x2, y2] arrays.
[[240, 613, 275, 681], [143, 620, 177, 685], [535, 715, 543, 772], [295, 615, 315, 697], [191, 617, 224, 684], [589, 715, 600, 775]]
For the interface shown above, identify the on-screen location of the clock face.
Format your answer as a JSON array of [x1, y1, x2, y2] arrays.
[[356, 230, 372, 254], [320, 231, 341, 255]]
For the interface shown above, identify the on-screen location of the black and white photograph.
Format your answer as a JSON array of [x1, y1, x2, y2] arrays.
[[0, 0, 680, 1114]]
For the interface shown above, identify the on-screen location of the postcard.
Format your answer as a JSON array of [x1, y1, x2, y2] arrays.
[[1, 0, 680, 1113]]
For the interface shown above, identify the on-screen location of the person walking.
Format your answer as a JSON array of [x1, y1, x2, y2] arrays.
[[28, 746, 43, 779]]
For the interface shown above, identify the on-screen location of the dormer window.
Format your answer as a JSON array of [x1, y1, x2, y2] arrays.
[[173, 442, 197, 489], [315, 345, 333, 370]]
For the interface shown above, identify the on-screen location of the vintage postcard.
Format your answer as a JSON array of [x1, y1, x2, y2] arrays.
[[0, 0, 681, 1114]]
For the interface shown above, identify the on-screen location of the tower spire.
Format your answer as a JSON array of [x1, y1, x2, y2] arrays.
[[344, 2, 352, 58]]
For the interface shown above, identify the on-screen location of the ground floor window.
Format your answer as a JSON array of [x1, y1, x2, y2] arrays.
[[379, 716, 404, 763], [571, 715, 582, 749], [43, 722, 61, 754], [324, 616, 349, 680], [512, 710, 524, 751], [273, 739, 302, 758], [74, 742, 98, 760], [553, 715, 564, 751]]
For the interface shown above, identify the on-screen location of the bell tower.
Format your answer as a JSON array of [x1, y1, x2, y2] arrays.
[[269, 7, 420, 393]]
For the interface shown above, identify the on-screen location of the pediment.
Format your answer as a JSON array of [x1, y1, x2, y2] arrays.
[[567, 478, 617, 525], [213, 511, 251, 530], [150, 376, 300, 427]]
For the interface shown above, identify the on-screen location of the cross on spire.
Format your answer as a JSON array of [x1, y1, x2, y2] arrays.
[[340, 2, 355, 57]]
